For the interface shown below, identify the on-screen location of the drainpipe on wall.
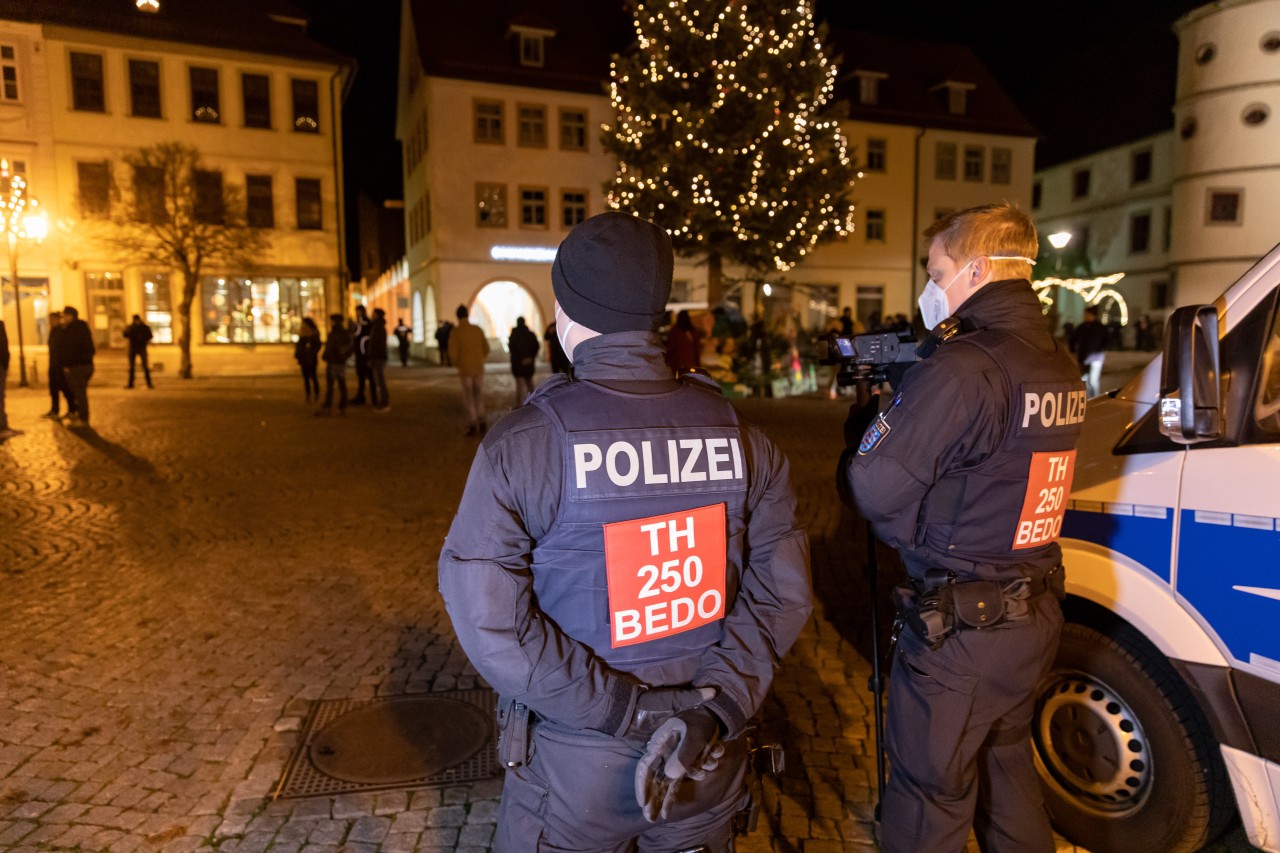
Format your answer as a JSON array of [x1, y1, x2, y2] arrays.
[[910, 126, 926, 309], [330, 65, 352, 314]]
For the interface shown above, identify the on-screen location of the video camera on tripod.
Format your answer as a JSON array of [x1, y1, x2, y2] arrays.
[[821, 329, 919, 386]]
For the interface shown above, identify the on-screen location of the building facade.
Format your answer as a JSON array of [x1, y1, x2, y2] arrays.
[[1032, 0, 1280, 331], [0, 0, 351, 378], [396, 1, 1038, 357]]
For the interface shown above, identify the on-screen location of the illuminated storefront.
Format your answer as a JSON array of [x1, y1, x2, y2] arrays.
[[200, 276, 326, 344]]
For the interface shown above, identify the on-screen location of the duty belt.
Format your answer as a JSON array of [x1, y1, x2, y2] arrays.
[[892, 565, 1064, 650]]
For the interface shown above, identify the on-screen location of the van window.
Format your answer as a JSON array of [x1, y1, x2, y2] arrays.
[[1256, 299, 1280, 432]]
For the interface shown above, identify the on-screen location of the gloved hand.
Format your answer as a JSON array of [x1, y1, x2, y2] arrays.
[[616, 686, 715, 740], [843, 392, 882, 449], [634, 706, 725, 822]]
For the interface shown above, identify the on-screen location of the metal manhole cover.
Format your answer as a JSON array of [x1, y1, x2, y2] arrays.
[[311, 696, 489, 784], [275, 688, 500, 799]]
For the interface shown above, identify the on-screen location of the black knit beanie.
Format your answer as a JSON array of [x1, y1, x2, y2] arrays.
[[551, 212, 673, 334]]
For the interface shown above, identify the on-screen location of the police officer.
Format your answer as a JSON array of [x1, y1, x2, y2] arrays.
[[843, 203, 1085, 852], [439, 211, 812, 852]]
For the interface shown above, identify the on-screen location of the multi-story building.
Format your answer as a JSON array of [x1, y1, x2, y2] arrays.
[[396, 1, 1037, 356], [1033, 0, 1280, 330], [0, 0, 351, 376]]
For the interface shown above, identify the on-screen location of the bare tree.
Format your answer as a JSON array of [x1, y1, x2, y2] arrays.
[[99, 142, 269, 378]]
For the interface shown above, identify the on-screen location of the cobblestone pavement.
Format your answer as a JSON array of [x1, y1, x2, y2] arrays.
[[0, 360, 1257, 852]]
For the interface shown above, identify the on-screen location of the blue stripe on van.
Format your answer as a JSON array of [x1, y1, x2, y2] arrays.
[[1178, 509, 1280, 667], [1061, 507, 1173, 582]]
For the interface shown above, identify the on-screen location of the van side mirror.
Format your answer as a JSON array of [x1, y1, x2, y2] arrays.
[[1158, 305, 1224, 444]]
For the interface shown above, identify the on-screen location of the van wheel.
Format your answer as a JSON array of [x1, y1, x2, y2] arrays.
[[1033, 621, 1233, 853]]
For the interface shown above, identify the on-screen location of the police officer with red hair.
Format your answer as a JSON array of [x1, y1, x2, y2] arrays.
[[843, 202, 1085, 852], [440, 211, 812, 852]]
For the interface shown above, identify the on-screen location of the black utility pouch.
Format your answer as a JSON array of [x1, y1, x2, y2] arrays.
[[893, 582, 954, 649], [495, 698, 531, 768], [951, 580, 1006, 629]]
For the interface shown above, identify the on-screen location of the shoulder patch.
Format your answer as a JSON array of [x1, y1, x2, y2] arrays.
[[858, 413, 892, 455]]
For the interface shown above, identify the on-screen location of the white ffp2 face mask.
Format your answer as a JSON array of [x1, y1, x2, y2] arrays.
[[917, 255, 1036, 331], [555, 304, 577, 358]]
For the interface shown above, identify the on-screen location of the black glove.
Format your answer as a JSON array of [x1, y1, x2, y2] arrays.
[[843, 392, 882, 449], [634, 706, 725, 822], [615, 686, 713, 741]]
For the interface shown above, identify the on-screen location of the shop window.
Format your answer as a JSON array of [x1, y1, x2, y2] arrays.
[[295, 177, 322, 229], [142, 272, 173, 343], [291, 79, 318, 133], [129, 59, 161, 118], [189, 66, 220, 123], [242, 73, 271, 129], [201, 276, 325, 344], [70, 52, 105, 112]]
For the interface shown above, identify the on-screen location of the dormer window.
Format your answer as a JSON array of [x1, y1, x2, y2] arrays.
[[509, 23, 555, 69], [935, 80, 976, 115], [136, 0, 159, 10], [852, 70, 887, 106]]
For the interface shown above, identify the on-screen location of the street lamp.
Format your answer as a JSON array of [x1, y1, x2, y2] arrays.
[[1047, 230, 1072, 274], [1, 159, 47, 388]]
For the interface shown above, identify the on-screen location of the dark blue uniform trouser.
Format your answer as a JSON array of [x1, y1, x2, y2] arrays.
[[495, 719, 749, 852], [880, 593, 1062, 853]]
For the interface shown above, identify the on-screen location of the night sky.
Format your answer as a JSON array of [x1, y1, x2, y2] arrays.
[[294, 0, 1203, 271]]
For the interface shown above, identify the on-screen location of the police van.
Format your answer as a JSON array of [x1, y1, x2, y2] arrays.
[[1041, 242, 1280, 852]]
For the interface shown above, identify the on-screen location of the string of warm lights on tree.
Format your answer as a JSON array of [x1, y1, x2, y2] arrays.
[[604, 0, 856, 289]]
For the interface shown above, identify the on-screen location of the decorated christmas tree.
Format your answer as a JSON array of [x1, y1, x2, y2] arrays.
[[604, 0, 856, 303]]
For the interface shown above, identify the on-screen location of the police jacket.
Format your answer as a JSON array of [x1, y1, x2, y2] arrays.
[[847, 280, 1085, 584], [439, 332, 812, 738]]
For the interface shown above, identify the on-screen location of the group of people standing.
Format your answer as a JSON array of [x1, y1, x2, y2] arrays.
[[296, 307, 411, 416], [43, 306, 98, 427]]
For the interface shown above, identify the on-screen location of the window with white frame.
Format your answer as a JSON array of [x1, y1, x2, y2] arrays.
[[518, 104, 547, 147], [935, 142, 956, 180], [865, 138, 886, 172], [963, 146, 984, 182], [865, 209, 886, 241], [991, 147, 1011, 184], [520, 186, 548, 228], [474, 100, 503, 144], [0, 45, 18, 101]]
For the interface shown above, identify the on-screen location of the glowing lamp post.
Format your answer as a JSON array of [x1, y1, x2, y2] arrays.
[[1047, 230, 1073, 274], [1, 159, 48, 387]]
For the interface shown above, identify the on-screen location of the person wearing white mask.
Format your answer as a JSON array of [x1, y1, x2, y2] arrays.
[[841, 203, 1086, 853], [440, 211, 812, 852]]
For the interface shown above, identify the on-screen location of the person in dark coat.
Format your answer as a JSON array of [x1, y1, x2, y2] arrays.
[[435, 320, 453, 366], [60, 306, 95, 428], [1071, 305, 1109, 397], [0, 319, 17, 439], [294, 317, 322, 402], [507, 316, 541, 406], [123, 314, 154, 389], [394, 318, 412, 367], [316, 314, 353, 416], [368, 308, 390, 411], [350, 305, 372, 405], [43, 311, 77, 420], [544, 320, 572, 377]]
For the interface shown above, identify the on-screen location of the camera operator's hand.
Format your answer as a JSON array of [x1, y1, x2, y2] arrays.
[[615, 686, 715, 741], [634, 707, 725, 822], [843, 392, 882, 449]]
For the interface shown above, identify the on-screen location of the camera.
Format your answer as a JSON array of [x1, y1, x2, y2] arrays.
[[821, 330, 919, 385]]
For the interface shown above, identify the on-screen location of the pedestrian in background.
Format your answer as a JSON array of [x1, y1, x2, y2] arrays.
[[1072, 305, 1108, 397], [842, 203, 1082, 853], [440, 211, 812, 850], [435, 320, 453, 367], [368, 308, 390, 412], [294, 316, 322, 403], [123, 314, 154, 389], [663, 309, 701, 374], [0, 319, 19, 440], [447, 304, 489, 435], [350, 304, 372, 405], [507, 316, 540, 406], [316, 313, 353, 417], [60, 306, 95, 428], [43, 311, 77, 420], [394, 318, 412, 367], [544, 319, 571, 377]]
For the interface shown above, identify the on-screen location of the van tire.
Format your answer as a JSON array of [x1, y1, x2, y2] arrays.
[[1033, 620, 1233, 853]]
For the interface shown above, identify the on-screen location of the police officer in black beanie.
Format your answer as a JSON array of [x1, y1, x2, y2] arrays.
[[439, 211, 813, 852]]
